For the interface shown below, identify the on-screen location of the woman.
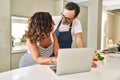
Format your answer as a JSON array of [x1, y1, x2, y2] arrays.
[[19, 12, 59, 68]]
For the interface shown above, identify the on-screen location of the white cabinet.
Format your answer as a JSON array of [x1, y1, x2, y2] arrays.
[[11, 51, 26, 70]]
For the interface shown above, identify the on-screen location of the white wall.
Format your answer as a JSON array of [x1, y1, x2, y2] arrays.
[[79, 0, 102, 49], [0, 0, 11, 72], [113, 15, 120, 43], [87, 0, 102, 49], [56, 0, 64, 15], [106, 13, 120, 44], [104, 13, 114, 48], [107, 14, 114, 38], [11, 0, 57, 16], [78, 5, 88, 47]]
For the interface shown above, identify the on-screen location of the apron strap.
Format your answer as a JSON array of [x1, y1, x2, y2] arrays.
[[57, 18, 62, 29], [57, 18, 73, 31], [69, 22, 72, 31]]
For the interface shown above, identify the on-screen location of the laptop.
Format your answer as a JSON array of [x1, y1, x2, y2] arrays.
[[50, 48, 94, 75]]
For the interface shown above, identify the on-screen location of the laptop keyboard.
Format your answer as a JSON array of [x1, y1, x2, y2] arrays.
[[49, 65, 56, 73]]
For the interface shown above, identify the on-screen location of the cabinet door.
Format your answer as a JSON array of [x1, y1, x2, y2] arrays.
[[11, 52, 26, 70]]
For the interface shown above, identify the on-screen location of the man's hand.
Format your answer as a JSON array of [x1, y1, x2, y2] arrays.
[[92, 62, 97, 68]]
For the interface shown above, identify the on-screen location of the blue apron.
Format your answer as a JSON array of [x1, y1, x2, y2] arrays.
[[54, 20, 72, 48]]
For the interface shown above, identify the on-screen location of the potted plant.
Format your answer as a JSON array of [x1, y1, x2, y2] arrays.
[[20, 38, 26, 46]]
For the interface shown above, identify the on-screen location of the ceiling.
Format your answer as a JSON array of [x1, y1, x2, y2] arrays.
[[103, 0, 120, 10], [103, 0, 120, 6], [103, 0, 120, 15]]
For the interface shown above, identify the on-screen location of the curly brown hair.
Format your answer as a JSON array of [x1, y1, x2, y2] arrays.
[[23, 12, 53, 43]]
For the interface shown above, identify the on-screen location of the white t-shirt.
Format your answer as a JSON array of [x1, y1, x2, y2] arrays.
[[52, 16, 83, 36]]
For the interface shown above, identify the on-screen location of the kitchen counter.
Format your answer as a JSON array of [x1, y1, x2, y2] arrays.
[[12, 45, 27, 53], [0, 55, 120, 80]]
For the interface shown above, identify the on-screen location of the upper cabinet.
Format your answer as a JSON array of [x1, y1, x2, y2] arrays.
[[11, 0, 57, 16]]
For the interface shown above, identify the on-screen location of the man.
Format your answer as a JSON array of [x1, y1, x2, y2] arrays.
[[53, 2, 84, 48]]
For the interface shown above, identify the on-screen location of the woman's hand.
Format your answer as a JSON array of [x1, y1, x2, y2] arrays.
[[50, 57, 57, 63], [48, 57, 57, 65]]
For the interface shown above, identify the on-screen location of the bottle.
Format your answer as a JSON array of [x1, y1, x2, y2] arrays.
[[108, 37, 113, 48]]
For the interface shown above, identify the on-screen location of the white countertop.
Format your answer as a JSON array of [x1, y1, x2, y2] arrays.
[[0, 55, 120, 80], [12, 45, 27, 53]]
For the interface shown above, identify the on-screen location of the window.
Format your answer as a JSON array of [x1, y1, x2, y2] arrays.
[[11, 16, 28, 52]]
